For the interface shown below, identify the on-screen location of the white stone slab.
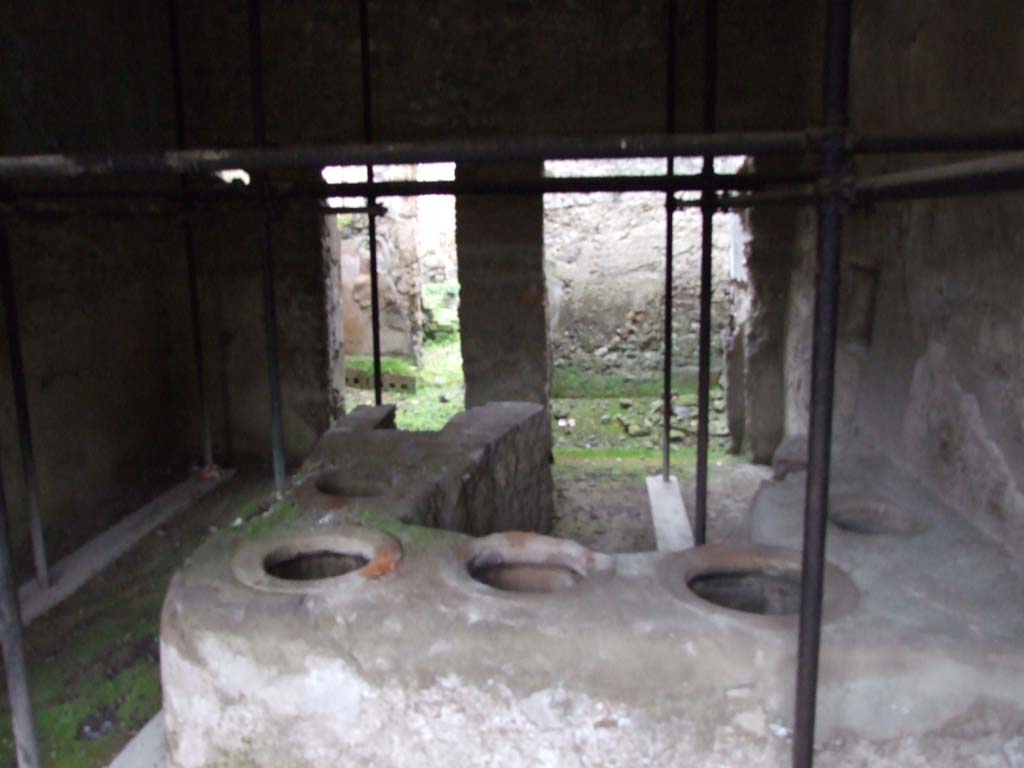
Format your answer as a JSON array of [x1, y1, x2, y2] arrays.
[[108, 712, 167, 768], [646, 474, 694, 551]]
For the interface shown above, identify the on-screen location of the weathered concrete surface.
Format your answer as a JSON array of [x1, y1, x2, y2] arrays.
[[456, 162, 550, 408], [300, 401, 553, 537], [162, 464, 1024, 767], [160, 417, 1023, 768], [750, 457, 1024, 744], [775, 2, 1024, 556]]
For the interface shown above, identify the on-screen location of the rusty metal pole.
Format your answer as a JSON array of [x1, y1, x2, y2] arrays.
[[167, 0, 214, 469], [247, 0, 287, 494], [792, 0, 852, 765], [694, 0, 718, 546], [661, 0, 678, 481], [0, 221, 48, 588], [0, 451, 40, 768], [359, 0, 383, 406]]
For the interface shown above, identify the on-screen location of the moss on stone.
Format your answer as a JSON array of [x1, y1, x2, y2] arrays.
[[353, 509, 453, 549], [0, 476, 273, 768], [238, 498, 303, 537]]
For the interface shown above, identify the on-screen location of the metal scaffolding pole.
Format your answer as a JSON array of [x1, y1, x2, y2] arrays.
[[0, 220, 48, 588], [1, 196, 382, 220], [792, 0, 851, 765], [0, 453, 40, 768], [359, 0, 383, 406], [693, 0, 718, 547], [0, 132, 816, 180], [856, 151, 1024, 202], [678, 188, 819, 211], [4, 171, 817, 204], [852, 130, 1024, 155], [660, 0, 678, 481], [247, 0, 286, 494], [167, 0, 214, 469], [1, 129, 1022, 182]]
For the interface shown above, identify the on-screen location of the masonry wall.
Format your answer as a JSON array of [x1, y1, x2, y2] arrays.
[[0, 2, 336, 578], [334, 203, 424, 364], [781, 0, 1024, 553], [0, 0, 823, 576], [328, 164, 457, 365], [545, 157, 744, 382]]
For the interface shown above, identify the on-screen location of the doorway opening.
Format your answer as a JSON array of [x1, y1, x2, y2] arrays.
[[542, 156, 761, 552], [322, 163, 463, 430]]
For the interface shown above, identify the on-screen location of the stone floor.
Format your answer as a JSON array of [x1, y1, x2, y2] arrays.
[[552, 455, 771, 552]]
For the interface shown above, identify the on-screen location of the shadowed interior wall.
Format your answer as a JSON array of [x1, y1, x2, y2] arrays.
[[781, 0, 1024, 553], [0, 0, 825, 577]]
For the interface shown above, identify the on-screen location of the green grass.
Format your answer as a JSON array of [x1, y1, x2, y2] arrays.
[[238, 498, 302, 537], [422, 282, 460, 341], [352, 510, 451, 550], [554, 444, 730, 465], [348, 336, 464, 431], [347, 335, 730, 456], [347, 355, 418, 379], [551, 365, 696, 399]]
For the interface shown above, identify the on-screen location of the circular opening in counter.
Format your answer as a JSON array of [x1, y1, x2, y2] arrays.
[[829, 497, 922, 536], [468, 560, 583, 593], [234, 528, 402, 592], [687, 569, 801, 615], [264, 548, 369, 581], [314, 471, 388, 499]]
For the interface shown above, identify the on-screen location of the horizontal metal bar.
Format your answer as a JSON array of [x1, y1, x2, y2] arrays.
[[342, 173, 814, 196], [2, 172, 815, 213], [2, 128, 1021, 182], [6, 151, 1022, 218], [852, 129, 1024, 155], [0, 132, 815, 179], [0, 199, 381, 219], [855, 151, 1024, 202], [676, 188, 818, 210], [683, 152, 1024, 209]]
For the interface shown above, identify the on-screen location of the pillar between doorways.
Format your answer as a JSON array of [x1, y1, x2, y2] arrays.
[[455, 162, 550, 409]]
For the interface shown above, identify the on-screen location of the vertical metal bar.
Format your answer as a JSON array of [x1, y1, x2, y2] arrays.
[[694, 0, 718, 546], [167, 0, 213, 469], [184, 231, 212, 467], [0, 221, 48, 588], [366, 209, 383, 406], [247, 0, 287, 493], [660, 0, 678, 481], [358, 0, 383, 406], [792, 0, 852, 766], [0, 453, 40, 768]]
